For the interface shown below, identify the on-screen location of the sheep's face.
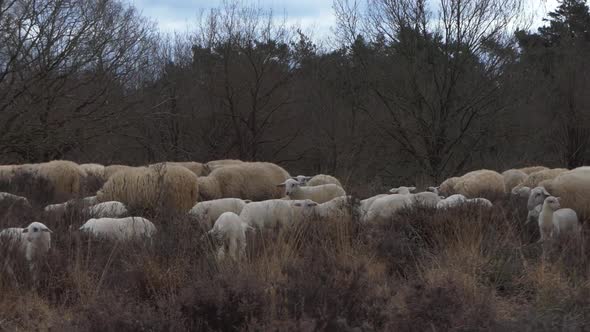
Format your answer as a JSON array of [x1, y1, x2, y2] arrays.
[[389, 186, 416, 195], [277, 179, 300, 196], [512, 186, 531, 198], [528, 186, 550, 210], [426, 186, 440, 195], [543, 196, 560, 210], [23, 222, 52, 243], [292, 175, 311, 185]]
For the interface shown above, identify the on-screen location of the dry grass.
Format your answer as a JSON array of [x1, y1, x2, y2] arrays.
[[1, 177, 590, 331]]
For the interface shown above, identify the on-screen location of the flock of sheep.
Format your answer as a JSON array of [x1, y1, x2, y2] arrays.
[[0, 159, 589, 280]]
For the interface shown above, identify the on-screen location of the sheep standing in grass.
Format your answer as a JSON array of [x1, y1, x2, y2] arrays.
[[389, 186, 416, 195], [292, 175, 312, 185], [538, 196, 580, 241], [389, 186, 440, 207], [436, 194, 467, 209], [364, 194, 413, 223], [37, 160, 86, 203], [306, 174, 343, 188], [83, 201, 128, 218], [197, 162, 289, 201], [538, 167, 590, 221], [239, 199, 304, 229], [103, 165, 134, 180], [189, 198, 251, 228], [278, 178, 345, 204], [208, 212, 252, 261], [79, 217, 156, 241], [80, 163, 105, 181], [1, 222, 52, 283], [436, 176, 461, 196], [360, 194, 389, 215], [203, 159, 244, 173], [502, 169, 528, 192], [166, 162, 207, 177]]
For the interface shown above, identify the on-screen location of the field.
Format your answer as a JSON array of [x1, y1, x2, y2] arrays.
[[1, 176, 589, 331]]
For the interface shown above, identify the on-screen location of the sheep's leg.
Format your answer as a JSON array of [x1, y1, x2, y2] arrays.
[[228, 237, 238, 261]]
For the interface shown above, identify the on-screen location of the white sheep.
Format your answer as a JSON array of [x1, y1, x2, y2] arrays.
[[436, 194, 467, 209], [239, 199, 303, 229], [538, 196, 580, 241], [465, 197, 493, 208], [364, 194, 413, 223], [502, 169, 528, 192], [0, 192, 31, 206], [79, 217, 156, 241], [526, 204, 543, 225], [83, 201, 128, 218], [278, 178, 346, 204], [1, 222, 52, 284], [390, 187, 441, 207], [188, 198, 251, 228], [389, 186, 416, 195], [306, 174, 343, 188], [527, 186, 551, 211], [295, 196, 357, 221], [359, 194, 389, 218], [511, 185, 531, 198], [292, 175, 312, 185], [208, 212, 253, 260]]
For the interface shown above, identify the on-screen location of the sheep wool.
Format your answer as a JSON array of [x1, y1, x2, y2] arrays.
[[518, 166, 549, 175], [203, 159, 244, 174], [540, 167, 590, 221], [306, 174, 343, 188], [453, 169, 505, 200], [521, 168, 568, 188], [103, 165, 134, 180], [501, 169, 528, 192], [438, 176, 461, 196], [80, 217, 156, 241], [208, 212, 252, 260], [37, 160, 86, 203]]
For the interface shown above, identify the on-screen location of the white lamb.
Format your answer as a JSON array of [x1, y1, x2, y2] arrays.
[[239, 199, 304, 229], [189, 198, 250, 228], [278, 178, 345, 204], [527, 186, 551, 211], [79, 217, 156, 241], [389, 186, 416, 195], [292, 175, 312, 185], [83, 201, 128, 218], [511, 185, 531, 198], [1, 222, 52, 283], [436, 194, 467, 209], [208, 212, 253, 260], [364, 194, 413, 223], [538, 196, 580, 242], [465, 197, 493, 208], [390, 187, 440, 207], [296, 196, 357, 220]]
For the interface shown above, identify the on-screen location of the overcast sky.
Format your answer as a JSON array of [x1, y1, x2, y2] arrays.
[[131, 0, 561, 39]]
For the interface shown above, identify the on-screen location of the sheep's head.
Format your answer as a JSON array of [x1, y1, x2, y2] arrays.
[[511, 185, 531, 198], [389, 186, 416, 195], [292, 175, 311, 185], [277, 179, 300, 196], [528, 186, 550, 210], [426, 186, 440, 195], [23, 222, 52, 243], [543, 196, 561, 211]]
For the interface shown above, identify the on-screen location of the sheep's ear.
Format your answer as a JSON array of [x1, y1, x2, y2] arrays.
[[43, 228, 52, 233], [541, 187, 550, 195]]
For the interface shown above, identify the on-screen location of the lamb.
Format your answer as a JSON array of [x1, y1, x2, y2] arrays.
[[278, 178, 346, 204], [239, 199, 310, 229], [1, 222, 52, 284], [452, 169, 505, 200], [466, 197, 493, 208], [502, 169, 528, 192], [292, 175, 312, 185], [525, 204, 543, 225], [518, 166, 549, 175], [0, 192, 32, 208], [389, 186, 416, 195], [208, 212, 253, 260], [360, 194, 389, 217], [79, 217, 156, 241], [188, 198, 251, 228], [538, 196, 580, 241], [539, 167, 590, 220], [527, 186, 551, 211], [37, 160, 86, 203], [306, 174, 343, 188], [364, 194, 413, 223], [83, 201, 128, 218], [203, 159, 244, 174], [436, 194, 468, 209], [389, 187, 440, 207], [197, 162, 290, 201]]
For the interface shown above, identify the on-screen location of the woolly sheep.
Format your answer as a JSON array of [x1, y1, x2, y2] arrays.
[[538, 196, 580, 241], [189, 198, 251, 228], [389, 186, 416, 195], [203, 159, 244, 174], [502, 169, 528, 192], [306, 174, 343, 188], [466, 197, 493, 208], [527, 186, 551, 211], [98, 165, 199, 213], [208, 212, 252, 260], [37, 160, 86, 203], [390, 187, 440, 207], [364, 194, 413, 223], [80, 163, 105, 180], [151, 161, 207, 177], [103, 165, 134, 180], [240, 199, 307, 229], [297, 196, 357, 221], [436, 194, 468, 209], [278, 178, 346, 204], [197, 162, 290, 201], [435, 176, 461, 196], [511, 185, 531, 198], [292, 175, 312, 185], [539, 167, 590, 220], [79, 217, 156, 241], [519, 168, 568, 189], [452, 169, 505, 200], [518, 166, 549, 175], [360, 194, 389, 216], [0, 222, 52, 261], [84, 201, 128, 218]]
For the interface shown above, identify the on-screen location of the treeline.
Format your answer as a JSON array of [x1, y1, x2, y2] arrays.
[[1, 0, 589, 189]]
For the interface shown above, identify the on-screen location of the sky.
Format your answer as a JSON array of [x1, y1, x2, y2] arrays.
[[131, 0, 562, 40]]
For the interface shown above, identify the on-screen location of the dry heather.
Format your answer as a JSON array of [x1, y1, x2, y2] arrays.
[[0, 187, 590, 331]]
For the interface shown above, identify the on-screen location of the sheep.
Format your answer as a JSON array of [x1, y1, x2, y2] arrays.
[[466, 197, 493, 208], [525, 204, 543, 225], [511, 185, 531, 198], [79, 217, 156, 241], [292, 175, 312, 185], [278, 178, 346, 204], [197, 162, 290, 201], [390, 187, 440, 207], [518, 166, 549, 175], [518, 168, 568, 189], [98, 165, 199, 213], [452, 169, 505, 200], [103, 165, 134, 180], [502, 169, 528, 192], [306, 174, 344, 188], [538, 196, 580, 242], [188, 198, 251, 229], [295, 196, 358, 221], [83, 201, 128, 218], [203, 159, 244, 174], [80, 163, 105, 180], [360, 194, 389, 216], [436, 194, 468, 209], [239, 199, 307, 229], [37, 160, 86, 203], [527, 186, 551, 211], [389, 186, 416, 195], [364, 194, 413, 223], [1, 222, 52, 284], [208, 212, 253, 261], [0, 192, 32, 208], [539, 167, 590, 220], [151, 161, 207, 177]]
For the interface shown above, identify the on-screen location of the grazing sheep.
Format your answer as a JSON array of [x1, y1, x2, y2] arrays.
[[208, 212, 252, 260], [452, 169, 505, 200], [37, 160, 86, 203], [98, 165, 199, 213], [84, 201, 128, 218], [278, 178, 346, 204], [360, 194, 389, 216], [526, 204, 543, 225], [297, 196, 357, 221], [502, 169, 528, 192], [79, 217, 156, 241], [306, 174, 343, 188], [203, 159, 244, 174], [189, 198, 251, 228], [538, 196, 580, 241], [436, 194, 468, 209], [364, 194, 413, 223], [80, 163, 105, 180], [519, 166, 549, 175], [436, 176, 461, 196], [389, 186, 416, 195], [240, 199, 306, 229], [539, 167, 590, 220], [197, 162, 290, 201], [412, 192, 442, 207], [103, 165, 135, 180]]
